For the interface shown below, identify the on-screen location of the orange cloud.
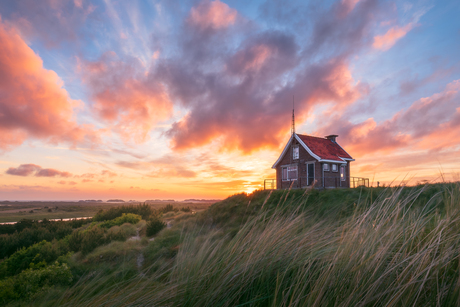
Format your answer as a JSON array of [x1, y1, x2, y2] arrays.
[[0, 19, 99, 151], [373, 23, 415, 51], [188, 0, 238, 30]]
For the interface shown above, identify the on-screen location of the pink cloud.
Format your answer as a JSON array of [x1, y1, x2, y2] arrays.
[[373, 23, 416, 51], [79, 52, 173, 143], [188, 0, 238, 31], [316, 79, 460, 156], [0, 19, 99, 151], [5, 163, 73, 177], [36, 169, 72, 178], [6, 164, 41, 176]]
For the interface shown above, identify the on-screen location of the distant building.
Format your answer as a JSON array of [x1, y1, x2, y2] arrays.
[[271, 133, 355, 189]]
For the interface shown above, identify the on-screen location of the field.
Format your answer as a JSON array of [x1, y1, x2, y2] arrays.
[[0, 201, 213, 223], [1, 182, 460, 306]]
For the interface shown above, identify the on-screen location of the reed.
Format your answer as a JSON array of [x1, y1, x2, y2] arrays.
[[42, 182, 460, 306]]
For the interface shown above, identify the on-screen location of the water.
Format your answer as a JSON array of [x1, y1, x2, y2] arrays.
[[0, 216, 92, 225]]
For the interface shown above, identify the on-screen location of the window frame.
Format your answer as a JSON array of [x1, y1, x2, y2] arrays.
[[340, 165, 346, 181], [323, 163, 330, 171], [332, 164, 338, 172], [281, 165, 298, 181], [292, 145, 299, 160]]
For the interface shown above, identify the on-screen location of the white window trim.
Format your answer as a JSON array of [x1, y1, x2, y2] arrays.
[[323, 163, 330, 171], [340, 165, 346, 181], [292, 145, 299, 160], [332, 164, 338, 172], [281, 164, 298, 181]]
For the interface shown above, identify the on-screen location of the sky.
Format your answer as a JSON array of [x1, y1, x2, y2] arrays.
[[0, 0, 459, 201]]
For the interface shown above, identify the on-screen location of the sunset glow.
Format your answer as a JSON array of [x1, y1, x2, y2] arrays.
[[0, 0, 459, 200]]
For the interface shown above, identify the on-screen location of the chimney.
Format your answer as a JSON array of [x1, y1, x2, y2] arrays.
[[325, 135, 338, 142]]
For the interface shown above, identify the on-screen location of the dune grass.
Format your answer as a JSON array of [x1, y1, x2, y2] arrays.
[[19, 182, 460, 306]]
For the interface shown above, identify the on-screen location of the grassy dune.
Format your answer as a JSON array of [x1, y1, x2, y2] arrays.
[[8, 182, 460, 306]]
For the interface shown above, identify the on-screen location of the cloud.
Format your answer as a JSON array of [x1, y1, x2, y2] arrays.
[[188, 0, 238, 31], [6, 164, 41, 176], [79, 52, 173, 143], [0, 19, 99, 151], [5, 163, 73, 177], [36, 169, 72, 178], [373, 22, 416, 51], [315, 79, 460, 156], [101, 170, 117, 177], [1, 0, 95, 48], [157, 0, 380, 153]]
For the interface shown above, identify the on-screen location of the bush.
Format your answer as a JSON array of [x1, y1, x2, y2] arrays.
[[93, 204, 153, 221], [146, 217, 166, 237], [180, 206, 191, 212], [160, 204, 174, 214], [81, 225, 106, 255], [0, 262, 73, 304], [0, 240, 66, 278], [101, 213, 142, 228]]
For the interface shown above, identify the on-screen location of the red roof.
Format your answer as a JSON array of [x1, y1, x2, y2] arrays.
[[296, 134, 352, 161]]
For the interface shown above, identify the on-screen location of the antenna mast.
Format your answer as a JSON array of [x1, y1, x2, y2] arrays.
[[291, 96, 295, 135]]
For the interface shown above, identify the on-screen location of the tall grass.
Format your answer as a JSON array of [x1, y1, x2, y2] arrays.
[[44, 183, 460, 306]]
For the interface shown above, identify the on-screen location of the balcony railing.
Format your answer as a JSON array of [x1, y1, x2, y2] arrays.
[[264, 179, 276, 190], [350, 177, 370, 188], [263, 176, 369, 190]]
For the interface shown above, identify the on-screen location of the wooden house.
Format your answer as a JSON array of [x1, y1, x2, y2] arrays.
[[271, 133, 354, 189]]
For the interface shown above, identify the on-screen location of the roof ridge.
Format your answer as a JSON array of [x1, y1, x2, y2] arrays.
[[296, 133, 326, 140]]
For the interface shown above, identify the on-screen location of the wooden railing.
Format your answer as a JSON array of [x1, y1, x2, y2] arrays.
[[350, 177, 370, 188], [264, 176, 370, 189], [264, 179, 276, 190]]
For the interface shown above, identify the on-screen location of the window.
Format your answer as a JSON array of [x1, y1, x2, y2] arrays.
[[282, 165, 298, 181], [323, 163, 330, 171], [332, 164, 338, 172], [340, 165, 346, 181], [288, 166, 298, 180], [293, 145, 299, 160]]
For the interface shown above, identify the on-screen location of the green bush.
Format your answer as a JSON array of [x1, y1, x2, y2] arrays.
[[93, 204, 153, 221], [81, 225, 106, 255], [101, 213, 142, 228], [146, 217, 166, 237], [0, 262, 73, 304], [0, 240, 66, 278], [180, 206, 191, 212]]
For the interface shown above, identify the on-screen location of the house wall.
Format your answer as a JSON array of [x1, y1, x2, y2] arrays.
[[275, 139, 352, 189], [275, 138, 318, 189]]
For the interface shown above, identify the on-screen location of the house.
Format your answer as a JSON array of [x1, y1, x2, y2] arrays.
[[271, 133, 354, 189]]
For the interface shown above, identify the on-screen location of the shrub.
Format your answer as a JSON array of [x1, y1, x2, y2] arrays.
[[146, 217, 166, 237], [81, 225, 106, 255], [0, 262, 73, 304], [93, 204, 153, 221], [101, 213, 142, 228], [160, 204, 174, 214], [180, 206, 191, 212], [0, 240, 63, 278]]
